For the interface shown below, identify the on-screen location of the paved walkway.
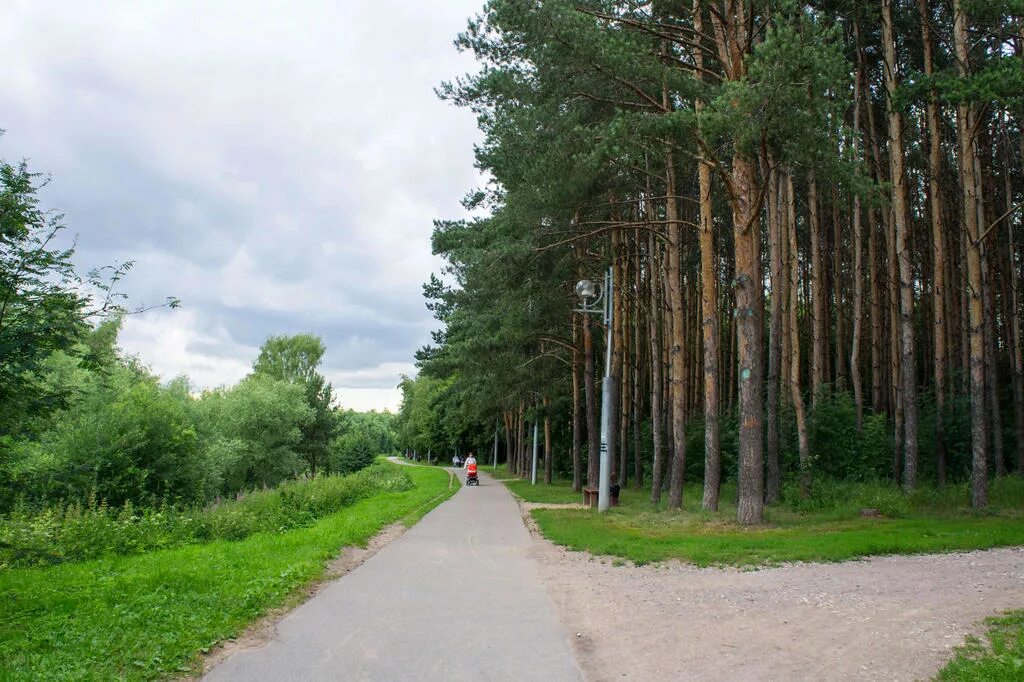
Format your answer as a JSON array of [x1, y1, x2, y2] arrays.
[[204, 468, 583, 682]]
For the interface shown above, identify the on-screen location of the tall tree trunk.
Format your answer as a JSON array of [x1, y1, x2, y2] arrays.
[[571, 317, 583, 492], [633, 230, 644, 489], [954, 0, 988, 508], [919, 0, 948, 484], [1007, 157, 1024, 476], [809, 172, 826, 401], [850, 48, 865, 430], [666, 152, 688, 510], [504, 410, 514, 473], [615, 232, 629, 486], [860, 36, 885, 414], [731, 153, 764, 525], [833, 189, 847, 392], [883, 0, 917, 488], [583, 311, 599, 488], [766, 160, 783, 504], [648, 231, 666, 504], [983, 245, 1005, 476], [543, 395, 553, 485], [696, 3, 721, 509], [787, 171, 812, 498]]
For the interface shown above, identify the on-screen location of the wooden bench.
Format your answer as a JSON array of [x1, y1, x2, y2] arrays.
[[582, 487, 620, 507]]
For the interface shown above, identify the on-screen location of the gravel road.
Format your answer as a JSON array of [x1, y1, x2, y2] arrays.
[[532, 536, 1024, 681]]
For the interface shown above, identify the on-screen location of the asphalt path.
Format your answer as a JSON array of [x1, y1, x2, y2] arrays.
[[203, 467, 583, 681]]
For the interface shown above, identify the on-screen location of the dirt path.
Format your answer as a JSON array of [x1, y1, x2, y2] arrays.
[[529, 524, 1024, 681]]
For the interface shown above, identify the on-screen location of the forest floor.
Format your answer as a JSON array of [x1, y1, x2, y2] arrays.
[[523, 510, 1024, 681]]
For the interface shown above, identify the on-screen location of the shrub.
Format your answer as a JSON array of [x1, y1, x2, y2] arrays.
[[329, 430, 378, 475], [0, 463, 412, 569]]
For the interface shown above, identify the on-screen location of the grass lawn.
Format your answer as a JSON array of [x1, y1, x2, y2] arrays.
[[0, 464, 454, 681], [938, 610, 1024, 681], [493, 476, 1024, 567]]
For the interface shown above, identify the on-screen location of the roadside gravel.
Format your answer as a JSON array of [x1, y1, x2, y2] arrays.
[[528, 520, 1024, 681]]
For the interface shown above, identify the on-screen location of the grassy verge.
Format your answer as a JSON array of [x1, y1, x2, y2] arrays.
[[0, 464, 454, 681], [479, 464, 516, 481], [937, 610, 1024, 680], [503, 478, 579, 504], [492, 476, 1024, 567]]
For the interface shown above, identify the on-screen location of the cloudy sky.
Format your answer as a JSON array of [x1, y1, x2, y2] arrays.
[[1, 0, 485, 411]]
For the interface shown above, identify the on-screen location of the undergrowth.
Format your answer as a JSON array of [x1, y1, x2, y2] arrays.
[[0, 463, 412, 568]]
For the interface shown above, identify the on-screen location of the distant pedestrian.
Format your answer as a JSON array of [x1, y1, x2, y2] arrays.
[[452, 454, 461, 467]]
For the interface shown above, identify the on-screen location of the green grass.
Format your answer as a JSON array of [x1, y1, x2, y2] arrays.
[[531, 510, 1024, 566], [0, 464, 454, 681], [491, 476, 1024, 567], [503, 478, 580, 504], [479, 464, 516, 481], [938, 610, 1024, 681]]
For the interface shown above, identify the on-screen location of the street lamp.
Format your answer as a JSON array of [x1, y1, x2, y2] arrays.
[[575, 267, 613, 512]]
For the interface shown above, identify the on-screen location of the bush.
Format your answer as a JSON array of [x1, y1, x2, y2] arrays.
[[329, 430, 378, 475], [0, 463, 412, 568]]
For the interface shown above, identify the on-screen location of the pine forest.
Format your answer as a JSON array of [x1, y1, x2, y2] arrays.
[[400, 0, 1024, 524]]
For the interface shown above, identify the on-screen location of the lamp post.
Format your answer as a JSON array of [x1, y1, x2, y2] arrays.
[[575, 267, 613, 512]]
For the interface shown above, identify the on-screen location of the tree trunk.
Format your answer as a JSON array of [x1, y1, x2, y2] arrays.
[[666, 152, 688, 510], [633, 229, 645, 489], [583, 312, 599, 488], [918, 0, 948, 484], [709, 0, 764, 525], [882, 0, 918, 490], [766, 160, 783, 504], [954, 0, 988, 508], [1007, 159, 1024, 476], [787, 171, 812, 498], [833, 189, 847, 392], [983, 244, 1005, 476], [809, 172, 826, 401], [732, 151, 764, 525], [614, 231, 628, 486], [850, 48, 865, 430], [544, 395, 553, 485], [696, 8, 721, 508], [648, 231, 666, 504], [571, 317, 583, 492]]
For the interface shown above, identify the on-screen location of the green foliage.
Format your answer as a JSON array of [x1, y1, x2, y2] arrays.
[[198, 374, 312, 492], [0, 464, 454, 681], [0, 463, 412, 569], [532, 507, 1024, 568], [252, 333, 326, 384], [329, 430, 377, 475], [252, 334, 338, 476], [938, 609, 1024, 681], [6, 368, 206, 508], [806, 391, 892, 481]]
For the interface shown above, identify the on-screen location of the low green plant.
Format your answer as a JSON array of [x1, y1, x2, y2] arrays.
[[515, 474, 1024, 568], [0, 463, 412, 568], [0, 464, 454, 681], [937, 610, 1024, 681]]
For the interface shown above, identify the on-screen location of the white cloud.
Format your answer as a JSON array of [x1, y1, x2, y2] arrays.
[[1, 0, 486, 408]]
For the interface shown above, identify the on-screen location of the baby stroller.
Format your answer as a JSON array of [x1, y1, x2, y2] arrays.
[[465, 463, 479, 486]]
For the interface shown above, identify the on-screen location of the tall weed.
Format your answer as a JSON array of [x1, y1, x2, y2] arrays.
[[0, 462, 412, 569]]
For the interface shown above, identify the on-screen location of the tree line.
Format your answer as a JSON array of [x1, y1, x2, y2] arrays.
[[0, 147, 396, 512], [400, 0, 1023, 523]]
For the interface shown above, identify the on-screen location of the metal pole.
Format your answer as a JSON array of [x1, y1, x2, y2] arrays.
[[598, 266, 613, 511], [531, 420, 539, 485], [493, 422, 499, 468]]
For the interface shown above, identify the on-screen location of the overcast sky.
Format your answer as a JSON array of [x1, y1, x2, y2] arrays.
[[1, 0, 485, 411]]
